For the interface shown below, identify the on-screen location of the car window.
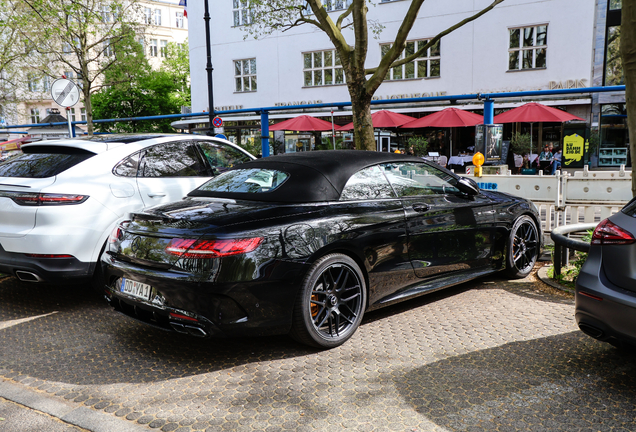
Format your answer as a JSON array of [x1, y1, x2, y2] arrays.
[[382, 162, 459, 197], [113, 152, 141, 177], [340, 165, 396, 201], [197, 141, 252, 174], [0, 149, 94, 178], [140, 141, 207, 178], [196, 168, 289, 194]]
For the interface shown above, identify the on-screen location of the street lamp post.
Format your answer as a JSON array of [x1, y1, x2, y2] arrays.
[[203, 0, 214, 132]]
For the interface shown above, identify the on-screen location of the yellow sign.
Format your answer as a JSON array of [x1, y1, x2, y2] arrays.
[[563, 133, 584, 165]]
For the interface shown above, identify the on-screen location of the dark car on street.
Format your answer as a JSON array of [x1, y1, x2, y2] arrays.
[[576, 198, 636, 348], [101, 150, 541, 348]]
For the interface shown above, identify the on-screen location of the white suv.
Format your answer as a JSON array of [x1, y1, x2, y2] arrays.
[[0, 134, 254, 284]]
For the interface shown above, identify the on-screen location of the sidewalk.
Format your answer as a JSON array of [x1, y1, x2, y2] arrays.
[[0, 380, 149, 432]]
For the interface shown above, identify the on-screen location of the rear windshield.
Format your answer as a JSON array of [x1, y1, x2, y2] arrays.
[[622, 197, 636, 217], [0, 148, 94, 178], [195, 168, 289, 194]]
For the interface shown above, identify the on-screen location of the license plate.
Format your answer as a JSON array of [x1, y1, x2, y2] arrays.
[[120, 278, 152, 301]]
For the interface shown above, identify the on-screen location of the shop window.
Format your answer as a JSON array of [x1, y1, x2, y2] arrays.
[[508, 25, 547, 71], [599, 104, 629, 167], [235, 58, 257, 92], [380, 39, 440, 80], [303, 49, 344, 86]]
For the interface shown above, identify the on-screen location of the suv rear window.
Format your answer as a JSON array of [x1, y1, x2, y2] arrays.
[[0, 148, 94, 178]]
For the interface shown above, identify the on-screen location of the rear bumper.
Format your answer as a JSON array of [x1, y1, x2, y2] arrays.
[[575, 248, 636, 346], [0, 243, 94, 283]]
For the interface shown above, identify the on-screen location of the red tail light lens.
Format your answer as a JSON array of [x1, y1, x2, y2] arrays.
[[108, 220, 130, 243], [166, 237, 263, 258], [24, 254, 74, 258], [0, 191, 88, 206], [591, 219, 636, 245]]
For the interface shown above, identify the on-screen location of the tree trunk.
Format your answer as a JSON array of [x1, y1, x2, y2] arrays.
[[346, 66, 375, 151], [621, 0, 636, 196]]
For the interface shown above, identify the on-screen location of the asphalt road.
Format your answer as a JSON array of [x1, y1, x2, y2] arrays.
[[1, 271, 635, 432]]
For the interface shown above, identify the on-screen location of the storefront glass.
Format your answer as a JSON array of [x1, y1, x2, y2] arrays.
[[599, 104, 629, 167]]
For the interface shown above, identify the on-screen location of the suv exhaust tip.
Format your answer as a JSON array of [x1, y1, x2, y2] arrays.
[[15, 271, 42, 282]]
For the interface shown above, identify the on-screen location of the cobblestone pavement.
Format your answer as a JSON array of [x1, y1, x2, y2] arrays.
[[1, 271, 635, 432]]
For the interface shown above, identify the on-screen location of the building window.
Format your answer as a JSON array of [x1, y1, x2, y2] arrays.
[[149, 39, 158, 57], [175, 12, 184, 28], [154, 9, 162, 26], [508, 25, 547, 71], [144, 7, 152, 24], [42, 75, 51, 92], [234, 58, 257, 92], [30, 108, 40, 123], [81, 108, 86, 122], [70, 108, 76, 122], [27, 74, 40, 92], [320, 0, 352, 11], [381, 39, 440, 80], [303, 49, 344, 86], [160, 40, 168, 58], [233, 0, 251, 26], [103, 39, 114, 57], [100, 5, 112, 22], [610, 0, 622, 10]]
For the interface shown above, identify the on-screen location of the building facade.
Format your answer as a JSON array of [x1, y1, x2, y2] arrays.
[[184, 0, 627, 166]]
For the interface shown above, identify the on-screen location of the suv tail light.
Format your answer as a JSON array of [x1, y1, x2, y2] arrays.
[[109, 220, 130, 243], [591, 219, 636, 245], [0, 191, 88, 206], [166, 237, 263, 258]]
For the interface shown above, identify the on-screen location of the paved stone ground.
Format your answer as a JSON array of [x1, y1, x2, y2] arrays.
[[1, 271, 635, 432]]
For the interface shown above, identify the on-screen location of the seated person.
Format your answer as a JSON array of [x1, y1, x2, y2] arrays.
[[551, 147, 562, 175], [538, 145, 553, 173]]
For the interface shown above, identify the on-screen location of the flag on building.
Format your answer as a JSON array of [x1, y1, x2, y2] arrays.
[[179, 0, 187, 18]]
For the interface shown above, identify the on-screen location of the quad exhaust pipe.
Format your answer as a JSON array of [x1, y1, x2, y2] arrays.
[[15, 271, 43, 282]]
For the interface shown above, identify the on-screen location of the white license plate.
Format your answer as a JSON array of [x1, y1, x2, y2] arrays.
[[121, 278, 152, 300]]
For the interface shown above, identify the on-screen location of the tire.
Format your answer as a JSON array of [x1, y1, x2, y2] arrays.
[[290, 254, 367, 349], [90, 241, 108, 292], [504, 215, 539, 279]]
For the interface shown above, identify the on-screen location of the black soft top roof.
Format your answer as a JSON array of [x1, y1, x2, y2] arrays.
[[188, 150, 435, 203]]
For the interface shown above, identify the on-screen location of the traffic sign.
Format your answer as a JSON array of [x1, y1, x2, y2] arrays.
[[51, 78, 80, 107], [212, 117, 223, 128], [215, 134, 227, 140]]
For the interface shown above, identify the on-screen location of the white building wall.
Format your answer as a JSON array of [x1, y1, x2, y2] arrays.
[[189, 0, 595, 114]]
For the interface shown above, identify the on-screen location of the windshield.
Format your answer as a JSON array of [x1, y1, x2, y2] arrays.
[[195, 168, 289, 194]]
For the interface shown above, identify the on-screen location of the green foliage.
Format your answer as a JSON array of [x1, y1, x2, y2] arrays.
[[407, 136, 429, 157], [549, 229, 593, 288], [588, 128, 600, 154], [510, 132, 532, 155], [92, 37, 180, 133], [317, 136, 346, 150], [161, 40, 191, 107]]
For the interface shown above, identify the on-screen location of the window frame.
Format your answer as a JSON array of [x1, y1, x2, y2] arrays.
[[154, 8, 162, 26], [234, 58, 257, 92], [380, 39, 441, 80], [233, 0, 252, 26], [30, 108, 40, 124], [149, 39, 158, 57], [507, 24, 548, 71], [302, 49, 345, 87]]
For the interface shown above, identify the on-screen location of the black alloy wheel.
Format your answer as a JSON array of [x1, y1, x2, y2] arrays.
[[290, 254, 366, 349], [505, 215, 539, 278]]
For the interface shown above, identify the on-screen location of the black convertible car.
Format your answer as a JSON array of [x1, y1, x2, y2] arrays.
[[102, 151, 541, 348]]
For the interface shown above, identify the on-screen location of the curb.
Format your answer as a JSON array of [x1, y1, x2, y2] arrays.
[[0, 380, 150, 432], [536, 265, 575, 294]]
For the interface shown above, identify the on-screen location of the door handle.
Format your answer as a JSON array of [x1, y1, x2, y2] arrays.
[[147, 192, 166, 198], [412, 203, 429, 212]]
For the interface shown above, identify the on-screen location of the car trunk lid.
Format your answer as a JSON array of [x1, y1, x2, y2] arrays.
[[0, 177, 56, 238]]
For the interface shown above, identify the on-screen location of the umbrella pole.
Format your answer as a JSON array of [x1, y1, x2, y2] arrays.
[[331, 110, 336, 150]]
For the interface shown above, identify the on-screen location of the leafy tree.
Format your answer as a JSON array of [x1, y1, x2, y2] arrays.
[[622, 0, 636, 195], [244, 0, 504, 151], [9, 0, 144, 135], [161, 39, 190, 107]]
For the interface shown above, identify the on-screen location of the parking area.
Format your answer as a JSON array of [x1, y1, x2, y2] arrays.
[[1, 272, 635, 432]]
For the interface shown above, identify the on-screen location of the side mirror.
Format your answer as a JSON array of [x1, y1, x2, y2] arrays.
[[456, 177, 480, 196]]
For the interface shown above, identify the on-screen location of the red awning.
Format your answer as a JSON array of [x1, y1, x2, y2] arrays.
[[338, 110, 417, 130], [269, 115, 335, 131], [401, 108, 483, 128], [493, 103, 585, 123]]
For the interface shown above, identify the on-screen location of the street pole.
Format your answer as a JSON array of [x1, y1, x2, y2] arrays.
[[204, 0, 214, 133]]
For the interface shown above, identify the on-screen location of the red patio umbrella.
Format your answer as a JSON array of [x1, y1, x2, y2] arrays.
[[337, 110, 417, 130], [493, 102, 585, 157], [269, 115, 334, 131], [493, 102, 584, 123], [400, 108, 483, 128]]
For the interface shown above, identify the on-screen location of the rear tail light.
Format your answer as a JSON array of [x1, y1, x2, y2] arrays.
[[109, 220, 130, 243], [0, 191, 88, 206], [591, 219, 636, 245], [166, 237, 263, 258]]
